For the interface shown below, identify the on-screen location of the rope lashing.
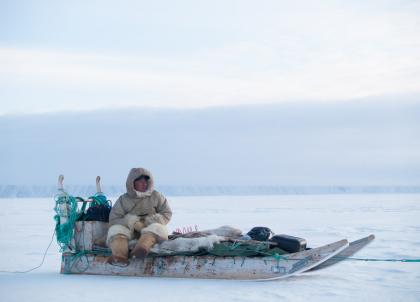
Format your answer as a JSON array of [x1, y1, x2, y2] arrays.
[[89, 193, 110, 206], [265, 253, 420, 263], [54, 190, 79, 252], [344, 257, 420, 263]]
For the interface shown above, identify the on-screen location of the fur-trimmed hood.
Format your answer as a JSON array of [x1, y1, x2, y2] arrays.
[[108, 167, 172, 228], [126, 167, 154, 198]]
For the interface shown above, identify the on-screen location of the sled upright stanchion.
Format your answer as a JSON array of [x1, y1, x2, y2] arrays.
[[56, 175, 70, 225], [58, 174, 65, 192], [96, 176, 102, 195]]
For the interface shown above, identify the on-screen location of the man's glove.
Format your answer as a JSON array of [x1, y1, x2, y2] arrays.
[[133, 221, 145, 232], [124, 214, 144, 232]]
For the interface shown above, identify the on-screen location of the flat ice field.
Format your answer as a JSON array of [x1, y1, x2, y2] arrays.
[[0, 194, 419, 302]]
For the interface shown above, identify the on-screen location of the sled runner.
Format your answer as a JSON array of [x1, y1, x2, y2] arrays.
[[307, 234, 375, 272]]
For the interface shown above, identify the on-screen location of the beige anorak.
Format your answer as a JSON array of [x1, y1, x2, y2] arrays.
[[107, 168, 172, 245]]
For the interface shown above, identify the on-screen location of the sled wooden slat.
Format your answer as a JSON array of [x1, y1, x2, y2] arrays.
[[61, 239, 349, 281], [74, 221, 108, 251]]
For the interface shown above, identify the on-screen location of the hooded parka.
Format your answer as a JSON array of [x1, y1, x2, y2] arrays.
[[106, 168, 172, 246]]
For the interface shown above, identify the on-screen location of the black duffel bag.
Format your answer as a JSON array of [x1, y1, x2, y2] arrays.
[[77, 194, 112, 222], [247, 226, 273, 241], [84, 203, 111, 222]]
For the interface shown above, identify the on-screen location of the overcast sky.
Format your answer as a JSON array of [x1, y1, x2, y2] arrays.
[[1, 0, 420, 114], [1, 100, 419, 186], [1, 1, 419, 186]]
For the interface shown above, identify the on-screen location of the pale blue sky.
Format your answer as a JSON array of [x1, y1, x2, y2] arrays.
[[1, 0, 420, 114], [1, 1, 419, 186]]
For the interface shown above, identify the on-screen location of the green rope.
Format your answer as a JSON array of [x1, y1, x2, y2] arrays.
[[88, 193, 110, 206], [209, 241, 276, 257], [70, 249, 112, 257], [255, 247, 420, 264], [65, 246, 420, 269], [262, 253, 420, 263], [344, 257, 420, 263], [54, 190, 80, 252], [271, 252, 283, 269], [54, 190, 111, 253]]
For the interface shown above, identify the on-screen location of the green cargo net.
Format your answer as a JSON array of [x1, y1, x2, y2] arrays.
[[145, 240, 289, 257], [54, 190, 109, 252], [209, 241, 288, 257], [54, 190, 79, 252]]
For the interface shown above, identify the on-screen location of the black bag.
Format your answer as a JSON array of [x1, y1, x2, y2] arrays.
[[269, 234, 307, 253], [84, 204, 111, 222], [77, 195, 112, 222], [247, 227, 273, 241]]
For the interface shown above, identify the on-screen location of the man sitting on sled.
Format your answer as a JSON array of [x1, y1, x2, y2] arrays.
[[106, 167, 172, 266]]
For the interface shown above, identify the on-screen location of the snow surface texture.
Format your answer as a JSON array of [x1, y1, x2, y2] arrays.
[[0, 194, 419, 302]]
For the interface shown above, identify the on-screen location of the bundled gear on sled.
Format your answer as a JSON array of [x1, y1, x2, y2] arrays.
[[247, 226, 273, 241], [54, 176, 112, 252], [78, 193, 112, 222]]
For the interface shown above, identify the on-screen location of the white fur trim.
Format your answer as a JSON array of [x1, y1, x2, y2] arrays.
[[124, 214, 140, 230], [107, 224, 132, 246], [150, 235, 223, 255], [141, 223, 168, 241], [145, 213, 168, 225], [135, 190, 153, 198], [202, 225, 242, 238]]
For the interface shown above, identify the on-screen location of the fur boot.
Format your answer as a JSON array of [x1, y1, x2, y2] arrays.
[[107, 234, 129, 266], [130, 232, 158, 259]]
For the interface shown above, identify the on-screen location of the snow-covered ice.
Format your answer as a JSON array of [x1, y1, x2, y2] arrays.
[[0, 194, 419, 302]]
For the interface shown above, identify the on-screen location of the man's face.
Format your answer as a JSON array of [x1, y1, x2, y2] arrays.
[[134, 178, 148, 192]]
